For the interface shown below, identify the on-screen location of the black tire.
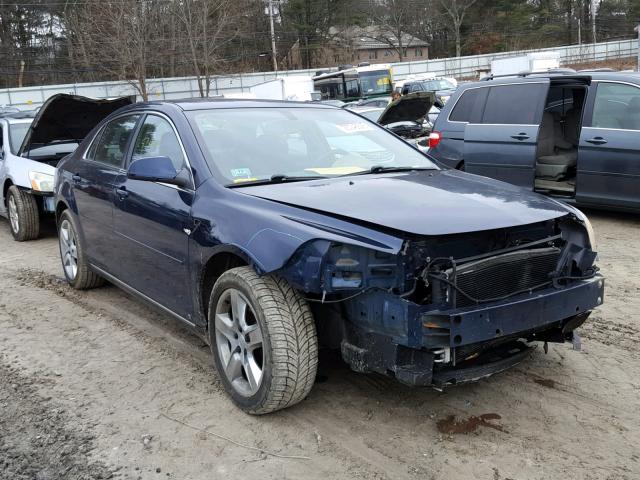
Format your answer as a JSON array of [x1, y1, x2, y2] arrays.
[[57, 210, 104, 290], [208, 266, 318, 414], [6, 186, 39, 241], [457, 161, 466, 172]]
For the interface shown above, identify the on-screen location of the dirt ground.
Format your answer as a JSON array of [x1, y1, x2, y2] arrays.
[[0, 209, 639, 480]]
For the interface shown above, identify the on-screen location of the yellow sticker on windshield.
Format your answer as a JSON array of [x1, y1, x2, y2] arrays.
[[232, 177, 259, 183], [305, 167, 367, 175], [336, 123, 375, 134]]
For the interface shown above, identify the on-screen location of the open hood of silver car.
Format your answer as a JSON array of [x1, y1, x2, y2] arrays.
[[377, 92, 435, 126]]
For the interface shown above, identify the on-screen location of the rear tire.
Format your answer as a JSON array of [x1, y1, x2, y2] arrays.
[[208, 267, 318, 414], [58, 210, 104, 289], [6, 186, 39, 241]]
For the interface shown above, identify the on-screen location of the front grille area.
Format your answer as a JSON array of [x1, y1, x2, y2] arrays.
[[449, 247, 561, 308]]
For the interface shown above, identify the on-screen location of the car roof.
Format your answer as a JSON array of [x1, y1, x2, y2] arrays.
[[123, 98, 338, 112], [470, 71, 640, 87]]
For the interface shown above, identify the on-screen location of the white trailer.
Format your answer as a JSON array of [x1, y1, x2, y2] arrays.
[[490, 51, 561, 77], [227, 76, 317, 101]]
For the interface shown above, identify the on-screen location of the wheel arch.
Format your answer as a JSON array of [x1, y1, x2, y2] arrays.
[[199, 247, 251, 327], [55, 199, 69, 224], [2, 178, 13, 204]]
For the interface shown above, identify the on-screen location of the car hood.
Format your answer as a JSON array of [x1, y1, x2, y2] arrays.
[[235, 170, 571, 236], [377, 92, 434, 126], [18, 94, 135, 157]]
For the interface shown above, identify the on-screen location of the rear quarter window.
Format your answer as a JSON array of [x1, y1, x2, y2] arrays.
[[449, 87, 488, 122]]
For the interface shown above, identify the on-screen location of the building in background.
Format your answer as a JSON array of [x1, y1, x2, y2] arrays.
[[284, 25, 429, 69], [341, 26, 430, 64]]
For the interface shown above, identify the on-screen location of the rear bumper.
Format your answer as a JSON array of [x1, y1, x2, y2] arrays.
[[341, 275, 604, 386]]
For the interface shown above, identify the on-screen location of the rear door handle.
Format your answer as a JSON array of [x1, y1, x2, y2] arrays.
[[115, 186, 129, 199], [510, 133, 530, 141], [72, 174, 82, 184], [586, 137, 607, 145]]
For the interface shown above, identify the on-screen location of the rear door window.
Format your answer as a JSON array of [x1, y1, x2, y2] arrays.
[[92, 115, 140, 167], [481, 83, 547, 125], [449, 87, 489, 122], [591, 82, 640, 130]]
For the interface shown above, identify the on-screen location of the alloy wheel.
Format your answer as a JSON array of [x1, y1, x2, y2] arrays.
[[214, 288, 264, 397], [8, 195, 19, 233], [59, 219, 78, 280]]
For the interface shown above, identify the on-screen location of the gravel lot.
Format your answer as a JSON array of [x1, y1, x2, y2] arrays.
[[0, 210, 639, 480]]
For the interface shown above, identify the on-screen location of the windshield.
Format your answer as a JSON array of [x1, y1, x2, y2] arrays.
[[187, 107, 437, 185], [9, 122, 31, 154], [359, 70, 393, 95], [421, 79, 456, 91]]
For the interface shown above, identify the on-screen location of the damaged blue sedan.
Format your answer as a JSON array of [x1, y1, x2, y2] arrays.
[[53, 99, 604, 414]]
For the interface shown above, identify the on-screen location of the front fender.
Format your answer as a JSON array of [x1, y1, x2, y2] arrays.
[[6, 154, 56, 189], [191, 180, 404, 276]]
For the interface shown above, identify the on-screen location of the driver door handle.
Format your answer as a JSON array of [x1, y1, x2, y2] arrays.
[[586, 137, 607, 145], [510, 133, 530, 141], [115, 186, 129, 199]]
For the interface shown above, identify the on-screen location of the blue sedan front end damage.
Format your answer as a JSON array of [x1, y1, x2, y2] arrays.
[[275, 209, 602, 388]]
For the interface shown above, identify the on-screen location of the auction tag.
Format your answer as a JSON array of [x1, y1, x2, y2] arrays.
[[335, 122, 375, 134], [231, 168, 252, 178]]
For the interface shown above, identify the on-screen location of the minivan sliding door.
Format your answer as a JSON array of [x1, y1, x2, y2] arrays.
[[463, 80, 550, 189]]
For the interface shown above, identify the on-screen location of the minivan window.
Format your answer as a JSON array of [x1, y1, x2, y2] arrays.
[[449, 87, 487, 122], [592, 82, 640, 130], [482, 84, 547, 125], [92, 115, 140, 167], [132, 115, 186, 170]]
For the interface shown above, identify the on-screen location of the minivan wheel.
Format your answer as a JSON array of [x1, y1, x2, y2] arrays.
[[58, 210, 104, 289], [6, 186, 39, 241], [208, 267, 318, 414]]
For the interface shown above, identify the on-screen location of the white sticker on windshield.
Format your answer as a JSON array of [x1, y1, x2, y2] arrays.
[[231, 168, 252, 177], [335, 122, 375, 134]]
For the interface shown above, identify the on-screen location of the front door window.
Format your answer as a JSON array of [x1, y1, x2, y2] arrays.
[[592, 82, 640, 130]]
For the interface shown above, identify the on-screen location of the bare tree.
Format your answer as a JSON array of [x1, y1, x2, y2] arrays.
[[363, 0, 419, 62], [175, 0, 242, 97], [438, 0, 478, 57], [70, 0, 162, 100]]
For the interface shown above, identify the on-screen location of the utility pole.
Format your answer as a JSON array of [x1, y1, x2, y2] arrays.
[[17, 60, 25, 88], [268, 0, 278, 73], [578, 18, 582, 46], [591, 0, 597, 44]]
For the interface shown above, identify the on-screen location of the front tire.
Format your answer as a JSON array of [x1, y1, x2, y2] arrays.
[[209, 267, 318, 414], [6, 186, 39, 241], [58, 210, 104, 289]]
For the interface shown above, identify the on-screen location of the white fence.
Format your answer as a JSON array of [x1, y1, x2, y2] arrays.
[[1, 37, 637, 109]]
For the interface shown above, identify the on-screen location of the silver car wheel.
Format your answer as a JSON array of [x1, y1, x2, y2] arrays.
[[215, 288, 264, 397], [59, 219, 78, 280], [8, 195, 19, 233]]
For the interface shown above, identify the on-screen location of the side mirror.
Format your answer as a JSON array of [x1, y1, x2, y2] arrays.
[[127, 156, 190, 188]]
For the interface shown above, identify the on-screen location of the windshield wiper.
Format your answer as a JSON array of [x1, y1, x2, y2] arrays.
[[226, 174, 327, 188], [342, 165, 434, 177]]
